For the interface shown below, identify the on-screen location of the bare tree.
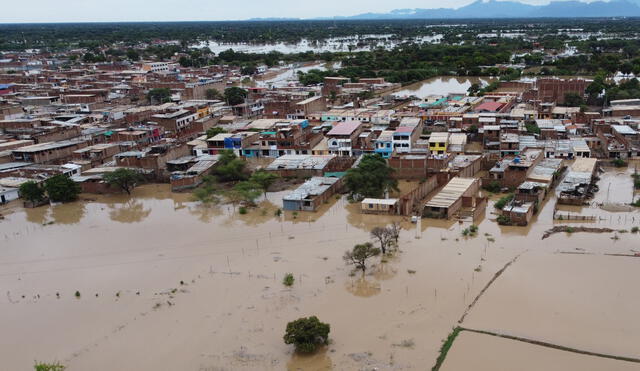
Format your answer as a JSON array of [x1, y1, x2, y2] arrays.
[[343, 243, 380, 273], [388, 222, 401, 246], [370, 226, 393, 254]]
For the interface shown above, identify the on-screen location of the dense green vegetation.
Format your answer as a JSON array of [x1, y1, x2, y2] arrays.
[[34, 362, 66, 371], [103, 168, 144, 195], [213, 150, 247, 181], [343, 242, 381, 273], [4, 18, 640, 51], [283, 316, 330, 353], [43, 175, 81, 203], [147, 88, 172, 104], [494, 194, 514, 210], [18, 181, 45, 203], [344, 154, 398, 200], [432, 327, 462, 371], [7, 19, 640, 98], [223, 87, 248, 106]]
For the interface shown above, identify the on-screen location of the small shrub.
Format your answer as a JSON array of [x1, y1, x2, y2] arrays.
[[612, 158, 627, 167], [494, 194, 514, 210], [631, 226, 639, 234], [275, 209, 282, 217], [239, 206, 248, 214], [633, 174, 640, 189], [292, 211, 298, 219], [497, 215, 512, 225], [393, 339, 415, 348], [483, 180, 501, 193], [566, 227, 575, 234], [283, 273, 295, 287], [74, 291, 81, 299], [34, 362, 66, 371]]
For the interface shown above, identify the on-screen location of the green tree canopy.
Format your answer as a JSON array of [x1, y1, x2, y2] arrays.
[[283, 316, 330, 353], [205, 88, 223, 100], [249, 170, 279, 196], [148, 88, 172, 104], [103, 168, 144, 195], [344, 154, 398, 200], [214, 150, 247, 182], [563, 92, 585, 107], [126, 49, 140, 61], [19, 181, 45, 203], [206, 127, 226, 138], [227, 181, 262, 206], [44, 175, 81, 203], [343, 242, 381, 273], [192, 175, 220, 204], [224, 87, 248, 106]]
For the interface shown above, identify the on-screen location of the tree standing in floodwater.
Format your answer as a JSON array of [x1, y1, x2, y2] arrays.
[[344, 242, 381, 273]]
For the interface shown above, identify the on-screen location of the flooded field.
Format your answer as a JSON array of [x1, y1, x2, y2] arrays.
[[255, 62, 341, 88], [198, 34, 443, 55], [442, 331, 640, 371], [1, 167, 639, 370], [391, 76, 497, 99]]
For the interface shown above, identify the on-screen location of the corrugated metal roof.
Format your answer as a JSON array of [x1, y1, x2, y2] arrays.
[[327, 121, 361, 136], [426, 177, 476, 208], [266, 155, 335, 171], [283, 177, 339, 201], [361, 198, 398, 206]]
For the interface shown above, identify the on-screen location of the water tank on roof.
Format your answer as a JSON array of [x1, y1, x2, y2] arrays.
[[514, 157, 521, 164]]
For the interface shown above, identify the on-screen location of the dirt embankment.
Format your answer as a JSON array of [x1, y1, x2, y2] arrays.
[[542, 226, 618, 240]]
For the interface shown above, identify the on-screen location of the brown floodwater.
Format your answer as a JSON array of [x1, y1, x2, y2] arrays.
[[442, 331, 640, 371], [0, 168, 639, 370], [392, 76, 497, 99]]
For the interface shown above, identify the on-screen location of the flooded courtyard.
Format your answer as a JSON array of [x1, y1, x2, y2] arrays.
[[1, 167, 640, 370]]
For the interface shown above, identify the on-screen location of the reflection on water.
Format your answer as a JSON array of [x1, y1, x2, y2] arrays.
[[23, 202, 87, 225], [24, 205, 49, 225], [345, 275, 381, 298], [287, 347, 333, 371], [51, 203, 85, 225], [187, 204, 223, 223], [108, 200, 151, 224], [393, 76, 496, 99], [2, 169, 640, 371], [230, 199, 281, 227], [373, 261, 398, 281]]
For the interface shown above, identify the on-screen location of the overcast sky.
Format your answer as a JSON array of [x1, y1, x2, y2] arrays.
[[1, 0, 579, 23]]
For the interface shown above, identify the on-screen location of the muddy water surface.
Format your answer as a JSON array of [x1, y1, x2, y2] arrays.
[[1, 169, 639, 370], [392, 76, 497, 99]]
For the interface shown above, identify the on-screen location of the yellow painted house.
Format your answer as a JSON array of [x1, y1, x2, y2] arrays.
[[428, 132, 449, 154]]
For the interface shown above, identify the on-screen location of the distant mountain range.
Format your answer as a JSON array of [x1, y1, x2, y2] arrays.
[[251, 0, 640, 21]]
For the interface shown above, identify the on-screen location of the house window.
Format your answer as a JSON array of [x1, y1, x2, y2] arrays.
[[369, 204, 374, 208]]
